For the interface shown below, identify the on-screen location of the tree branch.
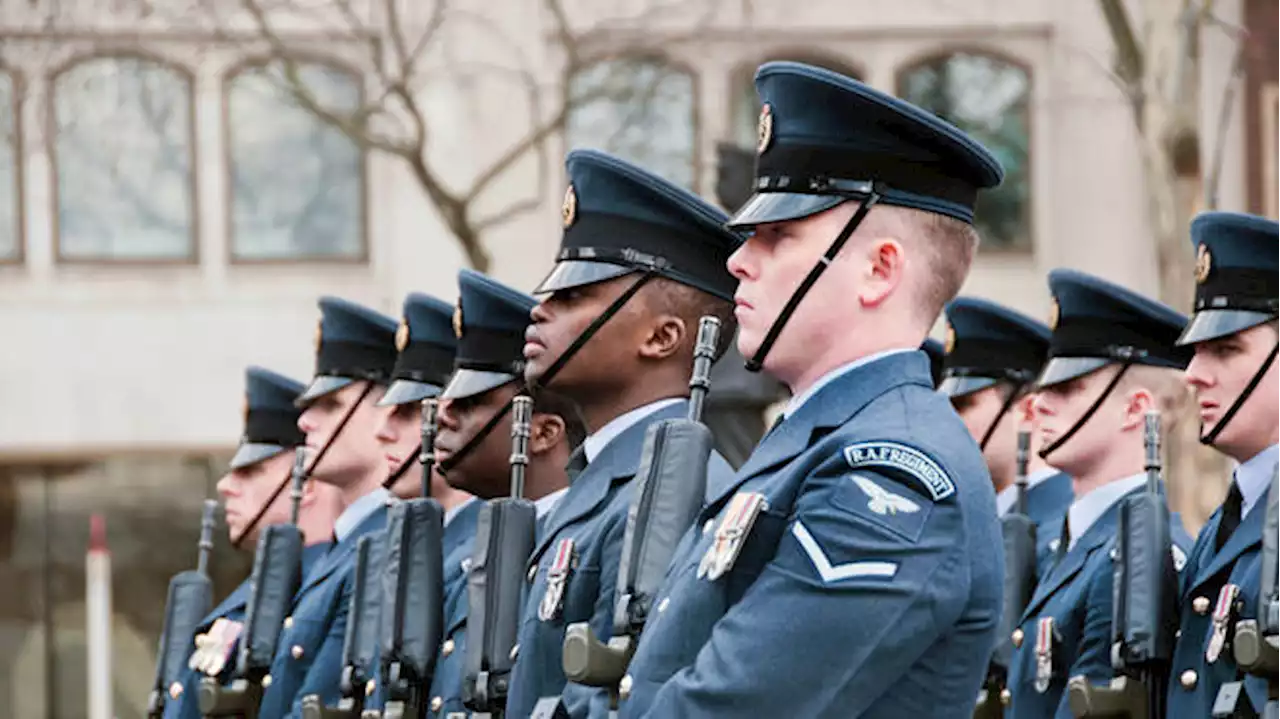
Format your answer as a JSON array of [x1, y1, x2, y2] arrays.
[[1204, 23, 1249, 209], [1097, 0, 1145, 115]]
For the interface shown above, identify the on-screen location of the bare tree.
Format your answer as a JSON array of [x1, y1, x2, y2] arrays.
[[187, 0, 728, 271], [1097, 0, 1260, 526]]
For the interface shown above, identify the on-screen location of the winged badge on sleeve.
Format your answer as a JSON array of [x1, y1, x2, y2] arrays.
[[852, 475, 921, 516]]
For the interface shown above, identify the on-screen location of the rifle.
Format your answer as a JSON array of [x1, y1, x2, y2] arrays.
[[463, 395, 538, 718], [305, 400, 444, 719], [200, 447, 309, 719], [149, 499, 218, 717], [559, 316, 722, 713], [1214, 464, 1279, 719], [975, 429, 1038, 718], [1068, 411, 1178, 718]]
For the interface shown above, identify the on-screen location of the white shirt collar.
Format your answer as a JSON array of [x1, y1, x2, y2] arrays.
[[995, 468, 1062, 517], [535, 487, 569, 519], [583, 398, 683, 463], [444, 496, 477, 528], [783, 348, 915, 418], [1066, 473, 1145, 549], [334, 487, 393, 542], [1235, 444, 1278, 519]]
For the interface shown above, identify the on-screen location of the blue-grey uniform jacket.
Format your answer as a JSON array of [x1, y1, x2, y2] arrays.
[[163, 543, 330, 719], [1167, 481, 1272, 717], [1008, 486, 1192, 718], [505, 399, 734, 718], [619, 350, 1004, 718], [257, 503, 391, 718]]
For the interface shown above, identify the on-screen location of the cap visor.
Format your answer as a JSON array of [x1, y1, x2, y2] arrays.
[[938, 375, 999, 398], [1177, 309, 1275, 346], [441, 368, 518, 400], [725, 192, 846, 230], [229, 442, 287, 471], [533, 260, 634, 295], [1035, 357, 1110, 389], [377, 379, 442, 407], [294, 375, 354, 407]]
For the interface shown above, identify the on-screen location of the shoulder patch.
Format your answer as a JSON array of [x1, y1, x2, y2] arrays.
[[842, 441, 955, 501]]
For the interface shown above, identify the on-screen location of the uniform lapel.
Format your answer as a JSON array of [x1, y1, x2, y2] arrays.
[[200, 580, 252, 629], [705, 352, 930, 512], [1021, 495, 1127, 622], [529, 401, 688, 566], [297, 504, 389, 598], [1192, 484, 1270, 590], [1024, 472, 1072, 528]]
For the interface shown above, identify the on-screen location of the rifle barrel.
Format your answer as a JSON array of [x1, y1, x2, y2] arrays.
[[196, 499, 217, 575], [1143, 411, 1161, 494], [420, 399, 439, 498], [289, 447, 309, 526], [1013, 429, 1030, 516], [510, 396, 533, 499], [687, 317, 721, 422]]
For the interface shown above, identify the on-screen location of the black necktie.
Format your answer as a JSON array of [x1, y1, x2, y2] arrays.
[[1055, 516, 1071, 564], [566, 446, 588, 484], [1215, 481, 1244, 552]]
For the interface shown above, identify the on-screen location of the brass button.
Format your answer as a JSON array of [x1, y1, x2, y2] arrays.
[[999, 688, 1012, 706], [657, 597, 670, 614], [619, 674, 634, 699], [510, 644, 520, 661], [261, 674, 273, 688], [431, 696, 443, 712], [365, 679, 376, 696], [1180, 669, 1197, 689], [442, 639, 456, 657], [1193, 596, 1211, 615], [169, 682, 184, 700], [291, 645, 304, 660], [1011, 628, 1024, 648], [702, 519, 714, 536], [283, 616, 294, 630], [527, 565, 537, 583]]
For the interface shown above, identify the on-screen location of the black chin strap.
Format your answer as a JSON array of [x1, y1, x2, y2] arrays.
[[745, 190, 882, 373], [979, 382, 1026, 452], [384, 441, 420, 490], [231, 381, 375, 549], [1038, 363, 1132, 461], [1201, 343, 1279, 446], [532, 271, 657, 390], [437, 394, 517, 474]]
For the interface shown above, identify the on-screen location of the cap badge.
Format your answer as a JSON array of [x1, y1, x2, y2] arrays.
[[1195, 244, 1212, 284], [452, 303, 464, 339], [313, 318, 324, 352], [757, 103, 774, 155], [395, 318, 410, 352], [944, 322, 956, 355], [241, 394, 250, 424], [562, 185, 577, 228], [1048, 298, 1060, 331]]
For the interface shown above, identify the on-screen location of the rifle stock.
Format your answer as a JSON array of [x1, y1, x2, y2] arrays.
[[562, 317, 722, 707], [463, 395, 537, 717], [201, 448, 309, 719], [149, 499, 218, 717]]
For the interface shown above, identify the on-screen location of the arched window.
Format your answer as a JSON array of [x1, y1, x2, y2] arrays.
[[0, 71, 18, 261], [226, 60, 365, 261], [731, 53, 863, 150], [53, 56, 195, 261], [565, 56, 696, 189], [898, 51, 1031, 250]]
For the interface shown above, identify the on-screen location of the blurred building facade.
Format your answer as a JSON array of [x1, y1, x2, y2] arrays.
[[0, 0, 1274, 715]]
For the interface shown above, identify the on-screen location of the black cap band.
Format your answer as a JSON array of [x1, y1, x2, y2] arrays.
[[755, 144, 979, 210], [561, 211, 737, 301], [316, 340, 397, 381], [946, 338, 1046, 380], [391, 341, 455, 386], [244, 409, 306, 448], [456, 327, 526, 376], [1049, 316, 1190, 368], [1195, 267, 1280, 313]]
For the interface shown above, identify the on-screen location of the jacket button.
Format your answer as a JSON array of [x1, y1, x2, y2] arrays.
[[261, 674, 273, 688], [703, 519, 715, 536], [430, 696, 443, 712], [527, 565, 537, 583], [999, 688, 1012, 706], [168, 682, 184, 700], [619, 674, 634, 700], [283, 616, 294, 630], [1011, 629, 1024, 648], [365, 679, 376, 696], [291, 645, 304, 660], [1180, 670, 1197, 689], [1193, 596, 1211, 615], [510, 644, 519, 661], [442, 639, 456, 657]]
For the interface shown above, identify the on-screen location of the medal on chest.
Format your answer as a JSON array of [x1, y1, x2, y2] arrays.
[[697, 492, 767, 581], [189, 617, 243, 677], [1205, 583, 1241, 664], [538, 537, 577, 622]]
